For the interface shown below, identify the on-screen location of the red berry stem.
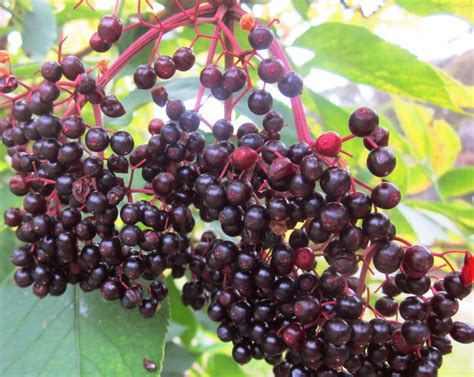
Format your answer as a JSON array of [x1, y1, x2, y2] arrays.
[[231, 3, 313, 142], [341, 134, 356, 142], [352, 177, 373, 192], [356, 243, 378, 297], [194, 14, 223, 111], [394, 236, 412, 246], [223, 14, 235, 120], [61, 3, 215, 120]]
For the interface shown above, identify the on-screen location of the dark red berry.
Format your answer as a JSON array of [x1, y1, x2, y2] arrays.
[[371, 181, 401, 209], [200, 64, 222, 88], [98, 15, 123, 43], [258, 58, 285, 83], [222, 67, 247, 93], [41, 61, 62, 82], [61, 55, 84, 81], [89, 32, 112, 52], [249, 25, 274, 50], [248, 90, 273, 115], [173, 47, 195, 71], [367, 146, 396, 177], [349, 107, 379, 137], [154, 56, 176, 79], [134, 64, 157, 89], [278, 72, 303, 98], [100, 95, 126, 118]]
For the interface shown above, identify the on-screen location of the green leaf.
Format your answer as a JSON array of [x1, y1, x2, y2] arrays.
[[207, 353, 246, 377], [0, 229, 19, 279], [429, 119, 461, 176], [21, 0, 56, 61], [438, 167, 474, 199], [105, 78, 200, 127], [0, 185, 22, 218], [56, 6, 107, 25], [0, 282, 170, 376], [165, 276, 198, 346], [407, 199, 474, 235], [397, 203, 448, 244], [395, 0, 474, 24], [10, 62, 41, 78], [306, 90, 348, 136], [293, 0, 311, 20], [294, 23, 472, 113], [161, 342, 196, 377]]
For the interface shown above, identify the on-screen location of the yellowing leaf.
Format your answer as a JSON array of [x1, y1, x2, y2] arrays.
[[407, 165, 432, 195], [430, 119, 461, 176], [396, 0, 474, 24], [392, 96, 432, 161]]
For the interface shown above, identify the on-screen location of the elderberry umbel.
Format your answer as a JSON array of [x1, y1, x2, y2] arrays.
[[0, 1, 472, 375]]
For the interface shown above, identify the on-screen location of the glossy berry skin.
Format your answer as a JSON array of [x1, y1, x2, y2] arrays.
[[367, 146, 396, 177], [76, 74, 96, 95], [151, 86, 168, 107], [294, 248, 315, 271], [320, 167, 351, 197], [62, 116, 86, 139], [364, 126, 389, 150], [213, 119, 234, 141], [248, 25, 274, 50], [319, 202, 349, 233], [200, 64, 222, 88], [61, 55, 84, 81], [100, 95, 126, 118], [211, 86, 231, 100], [349, 107, 379, 137], [373, 241, 404, 274], [444, 271, 472, 299], [248, 90, 273, 115], [98, 15, 123, 43], [41, 61, 62, 82], [179, 110, 200, 133], [278, 72, 303, 98], [134, 65, 156, 89], [222, 67, 247, 93], [402, 245, 434, 278], [300, 155, 323, 182], [231, 146, 258, 170], [258, 58, 285, 83], [342, 192, 372, 219], [450, 321, 474, 344], [89, 32, 112, 52], [110, 131, 134, 156], [154, 56, 176, 79], [362, 212, 391, 241], [173, 47, 195, 71], [85, 128, 110, 152], [371, 181, 401, 209], [431, 292, 459, 318], [313, 132, 341, 157], [166, 100, 185, 121]]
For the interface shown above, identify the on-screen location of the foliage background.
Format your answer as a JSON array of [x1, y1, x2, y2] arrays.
[[0, 0, 473, 376]]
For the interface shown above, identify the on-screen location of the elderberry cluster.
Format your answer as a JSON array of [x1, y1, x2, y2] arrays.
[[1, 3, 473, 376]]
